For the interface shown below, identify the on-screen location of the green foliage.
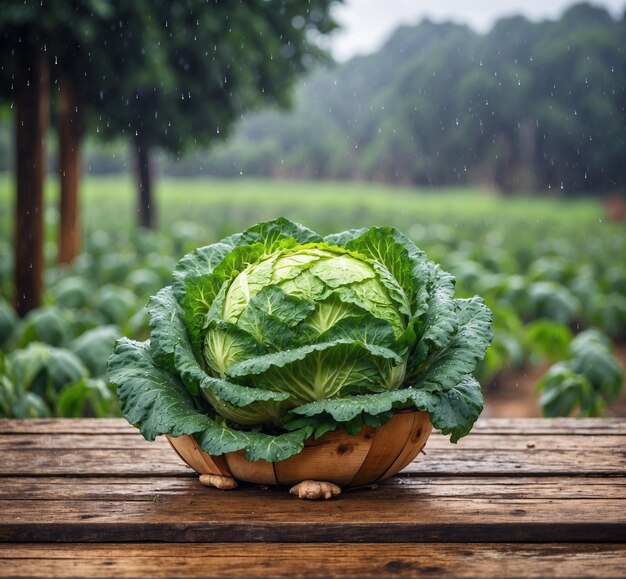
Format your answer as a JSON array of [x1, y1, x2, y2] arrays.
[[56, 378, 116, 418], [185, 4, 626, 194], [0, 298, 17, 348], [108, 218, 493, 461], [0, 178, 624, 423], [52, 277, 93, 310], [1, 0, 340, 151], [524, 320, 573, 363], [19, 307, 71, 348], [69, 325, 122, 378], [93, 286, 137, 326], [0, 341, 118, 418], [536, 330, 624, 417]]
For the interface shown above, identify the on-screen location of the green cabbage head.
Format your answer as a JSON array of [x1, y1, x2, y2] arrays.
[[108, 218, 492, 462]]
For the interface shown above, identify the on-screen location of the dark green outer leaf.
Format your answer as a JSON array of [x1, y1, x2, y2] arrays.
[[108, 339, 211, 441], [414, 261, 455, 318], [236, 217, 322, 250], [288, 375, 483, 443], [414, 285, 458, 363], [343, 226, 426, 304], [195, 424, 309, 463], [171, 242, 235, 304], [323, 228, 368, 247], [107, 338, 308, 461], [147, 286, 188, 375], [414, 297, 492, 393], [427, 376, 484, 442]]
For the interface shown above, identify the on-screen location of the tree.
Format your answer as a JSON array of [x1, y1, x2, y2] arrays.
[[0, 1, 127, 310], [96, 0, 339, 228], [1, 6, 51, 315], [2, 1, 340, 314], [188, 2, 625, 194]]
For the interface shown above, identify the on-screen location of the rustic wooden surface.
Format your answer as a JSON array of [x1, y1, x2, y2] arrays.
[[0, 418, 624, 578]]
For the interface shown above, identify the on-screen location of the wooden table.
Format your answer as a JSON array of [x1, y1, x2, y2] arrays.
[[0, 418, 624, 578]]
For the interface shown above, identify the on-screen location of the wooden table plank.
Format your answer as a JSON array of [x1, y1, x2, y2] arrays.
[[2, 432, 624, 450], [1, 544, 625, 578], [0, 419, 624, 549], [1, 476, 624, 501], [1, 417, 624, 435], [470, 418, 626, 435], [0, 419, 136, 435], [2, 431, 624, 476], [1, 494, 624, 542]]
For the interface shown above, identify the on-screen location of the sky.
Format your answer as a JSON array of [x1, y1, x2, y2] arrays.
[[329, 0, 626, 60]]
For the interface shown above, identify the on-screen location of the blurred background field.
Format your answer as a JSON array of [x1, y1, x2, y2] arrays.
[[0, 1, 625, 421], [1, 175, 624, 419], [0, 175, 607, 233]]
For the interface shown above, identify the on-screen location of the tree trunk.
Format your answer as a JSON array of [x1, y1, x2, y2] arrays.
[[58, 72, 82, 265], [14, 41, 49, 317], [517, 118, 536, 193], [135, 134, 156, 229]]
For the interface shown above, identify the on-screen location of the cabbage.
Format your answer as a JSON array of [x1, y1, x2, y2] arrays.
[[107, 218, 492, 462]]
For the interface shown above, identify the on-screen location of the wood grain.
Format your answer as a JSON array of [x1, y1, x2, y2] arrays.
[[0, 419, 139, 435], [167, 435, 232, 478], [1, 492, 624, 542], [349, 410, 417, 487], [2, 431, 623, 451], [1, 543, 625, 578], [379, 412, 432, 480], [1, 477, 624, 501], [225, 451, 276, 485], [0, 419, 624, 553], [2, 431, 624, 476], [273, 425, 375, 486], [1, 417, 624, 435]]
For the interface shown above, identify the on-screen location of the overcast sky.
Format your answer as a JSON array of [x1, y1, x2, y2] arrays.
[[328, 0, 626, 60]]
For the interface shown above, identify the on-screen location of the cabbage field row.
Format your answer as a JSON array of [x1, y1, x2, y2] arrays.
[[0, 177, 624, 419]]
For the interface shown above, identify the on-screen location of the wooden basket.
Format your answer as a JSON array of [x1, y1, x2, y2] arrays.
[[167, 411, 432, 488]]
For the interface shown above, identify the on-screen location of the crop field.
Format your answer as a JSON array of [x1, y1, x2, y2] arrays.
[[0, 176, 624, 420], [0, 176, 605, 236]]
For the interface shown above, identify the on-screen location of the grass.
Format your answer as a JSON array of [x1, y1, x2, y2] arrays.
[[0, 174, 606, 244]]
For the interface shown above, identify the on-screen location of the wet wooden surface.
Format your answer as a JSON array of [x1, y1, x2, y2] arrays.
[[0, 418, 624, 577]]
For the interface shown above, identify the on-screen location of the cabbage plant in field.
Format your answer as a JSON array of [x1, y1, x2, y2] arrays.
[[107, 218, 492, 462]]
